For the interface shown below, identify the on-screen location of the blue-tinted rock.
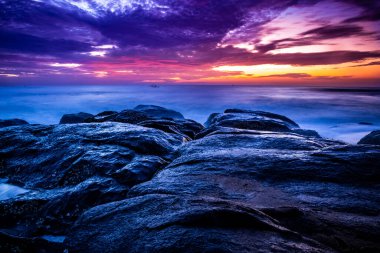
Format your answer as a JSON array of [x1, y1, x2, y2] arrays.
[[85, 106, 203, 139], [0, 119, 28, 128], [358, 130, 380, 145], [66, 112, 380, 253], [0, 123, 183, 188], [134, 104, 185, 120], [202, 109, 319, 138], [1, 108, 379, 253], [59, 112, 93, 124]]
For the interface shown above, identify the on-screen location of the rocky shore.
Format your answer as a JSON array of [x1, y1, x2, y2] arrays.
[[0, 105, 379, 253]]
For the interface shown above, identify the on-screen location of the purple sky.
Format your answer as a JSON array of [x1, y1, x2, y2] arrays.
[[1, 0, 380, 85]]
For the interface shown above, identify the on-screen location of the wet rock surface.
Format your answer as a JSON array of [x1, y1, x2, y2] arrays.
[[0, 106, 379, 252], [203, 109, 320, 138], [0, 122, 183, 188], [85, 105, 204, 139], [358, 130, 380, 145]]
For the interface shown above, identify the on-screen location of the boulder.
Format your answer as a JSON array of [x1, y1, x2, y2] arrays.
[[134, 105, 185, 120], [0, 123, 183, 188], [0, 119, 28, 128], [85, 106, 204, 139], [358, 130, 380, 145], [66, 112, 380, 253], [0, 121, 184, 251], [202, 109, 320, 138], [59, 112, 93, 124], [0, 177, 128, 238]]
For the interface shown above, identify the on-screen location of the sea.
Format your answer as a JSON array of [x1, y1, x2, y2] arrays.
[[1, 84, 380, 144]]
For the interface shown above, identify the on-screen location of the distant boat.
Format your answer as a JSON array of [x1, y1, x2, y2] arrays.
[[150, 84, 160, 88]]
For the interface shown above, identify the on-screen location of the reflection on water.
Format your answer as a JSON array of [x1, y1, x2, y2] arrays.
[[0, 179, 29, 200], [0, 85, 379, 143]]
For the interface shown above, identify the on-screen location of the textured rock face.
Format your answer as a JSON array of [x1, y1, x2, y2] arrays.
[[59, 112, 94, 124], [203, 109, 320, 138], [0, 120, 184, 252], [0, 119, 28, 128], [358, 130, 380, 145], [67, 129, 380, 252], [0, 123, 183, 188], [85, 105, 204, 139], [1, 107, 379, 253]]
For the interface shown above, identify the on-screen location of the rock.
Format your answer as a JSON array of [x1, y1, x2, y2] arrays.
[[87, 111, 118, 122], [66, 194, 333, 253], [138, 119, 204, 139], [292, 129, 321, 138], [59, 112, 94, 124], [85, 110, 150, 124], [66, 111, 380, 253], [0, 121, 184, 252], [358, 130, 380, 145], [0, 119, 28, 128], [1, 108, 379, 252], [134, 105, 185, 120], [0, 122, 183, 188], [0, 231, 64, 253], [204, 112, 219, 127], [202, 109, 319, 138], [85, 106, 204, 139], [0, 177, 128, 239]]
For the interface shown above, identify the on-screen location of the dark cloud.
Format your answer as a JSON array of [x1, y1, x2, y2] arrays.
[[350, 61, 380, 67], [301, 24, 370, 40], [254, 23, 375, 54], [203, 47, 380, 66], [0, 30, 92, 55], [342, 0, 380, 22]]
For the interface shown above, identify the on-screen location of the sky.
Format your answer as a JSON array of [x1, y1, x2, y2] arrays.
[[0, 0, 379, 85]]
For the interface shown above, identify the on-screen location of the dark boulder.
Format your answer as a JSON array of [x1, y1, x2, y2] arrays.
[[0, 121, 184, 252], [358, 130, 380, 145], [134, 104, 185, 120], [0, 122, 183, 189], [0, 119, 28, 128], [59, 112, 93, 124], [85, 109, 150, 124], [85, 106, 204, 139], [0, 177, 128, 238], [202, 109, 319, 138]]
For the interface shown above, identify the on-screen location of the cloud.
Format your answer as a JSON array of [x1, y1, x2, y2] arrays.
[[50, 63, 82, 68], [0, 0, 379, 83], [350, 61, 380, 67], [206, 47, 380, 66], [301, 24, 370, 40], [259, 73, 312, 78], [0, 30, 92, 55]]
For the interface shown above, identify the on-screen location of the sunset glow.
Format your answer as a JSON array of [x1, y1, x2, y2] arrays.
[[1, 0, 379, 85]]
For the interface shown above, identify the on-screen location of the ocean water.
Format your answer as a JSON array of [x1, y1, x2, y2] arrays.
[[1, 85, 379, 144]]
